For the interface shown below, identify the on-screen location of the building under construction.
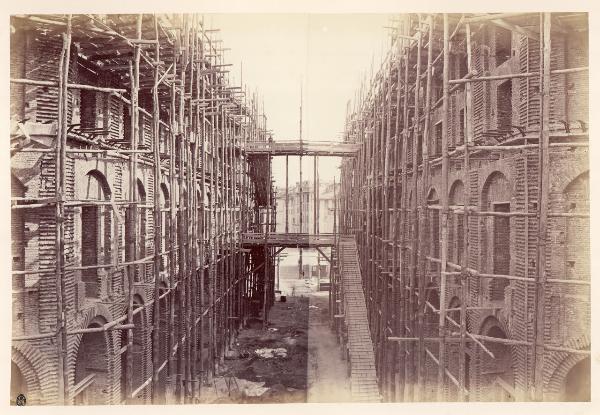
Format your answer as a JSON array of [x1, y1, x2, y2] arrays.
[[10, 14, 276, 404], [9, 12, 590, 406], [337, 12, 589, 402]]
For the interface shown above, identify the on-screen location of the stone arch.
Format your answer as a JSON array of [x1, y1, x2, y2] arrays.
[[553, 165, 589, 195], [11, 343, 44, 404], [159, 182, 169, 206], [83, 169, 112, 200], [69, 305, 114, 385], [155, 282, 170, 403], [118, 294, 148, 402], [481, 171, 512, 301], [562, 356, 590, 401], [427, 187, 439, 203], [73, 315, 111, 405], [449, 180, 465, 205], [448, 180, 465, 265], [544, 335, 590, 401], [481, 171, 512, 209], [477, 315, 514, 401], [160, 183, 170, 272], [427, 188, 440, 272], [80, 170, 112, 298]]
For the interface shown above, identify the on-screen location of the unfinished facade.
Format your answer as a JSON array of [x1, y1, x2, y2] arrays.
[[337, 13, 589, 402], [10, 14, 276, 404]]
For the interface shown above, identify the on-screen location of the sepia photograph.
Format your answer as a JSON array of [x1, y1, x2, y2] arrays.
[[4, 1, 595, 412]]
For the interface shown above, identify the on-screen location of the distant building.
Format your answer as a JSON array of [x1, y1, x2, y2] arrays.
[[275, 180, 339, 233]]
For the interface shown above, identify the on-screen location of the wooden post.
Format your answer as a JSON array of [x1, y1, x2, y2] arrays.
[[391, 31, 404, 400], [166, 30, 178, 404], [458, 21, 473, 402], [126, 14, 142, 404], [417, 14, 434, 399], [176, 16, 188, 400], [437, 13, 450, 401], [285, 155, 289, 233], [54, 14, 72, 405], [315, 156, 321, 235], [533, 12, 551, 402], [299, 84, 303, 279], [151, 14, 162, 403], [313, 155, 317, 234], [198, 26, 206, 388], [189, 16, 199, 401], [407, 17, 422, 401], [399, 49, 410, 402]]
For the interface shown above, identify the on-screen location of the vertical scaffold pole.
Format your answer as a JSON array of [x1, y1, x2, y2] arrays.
[[407, 15, 422, 401], [126, 14, 142, 404], [416, 15, 433, 399], [151, 13, 162, 402], [533, 12, 551, 402], [285, 155, 289, 233], [437, 13, 450, 401], [458, 20, 473, 402], [55, 14, 72, 405]]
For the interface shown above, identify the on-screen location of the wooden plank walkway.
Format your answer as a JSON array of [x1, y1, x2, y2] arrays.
[[242, 232, 337, 248], [243, 140, 360, 157], [338, 238, 381, 403]]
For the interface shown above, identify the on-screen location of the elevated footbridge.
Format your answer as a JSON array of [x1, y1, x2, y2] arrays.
[[242, 140, 360, 157]]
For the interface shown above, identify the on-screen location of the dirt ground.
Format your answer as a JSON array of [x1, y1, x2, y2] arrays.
[[201, 269, 350, 404], [307, 292, 351, 402], [204, 296, 309, 403]]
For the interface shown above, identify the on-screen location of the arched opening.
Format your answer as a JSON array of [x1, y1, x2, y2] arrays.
[[425, 286, 440, 340], [155, 283, 169, 403], [74, 317, 110, 405], [445, 296, 462, 401], [564, 172, 589, 282], [159, 183, 170, 272], [126, 180, 147, 282], [427, 189, 440, 274], [449, 180, 465, 266], [563, 357, 590, 401], [479, 317, 514, 401], [205, 190, 211, 241], [137, 180, 147, 281], [120, 329, 127, 403], [81, 171, 112, 299], [481, 172, 511, 301], [424, 286, 440, 399], [120, 295, 146, 403], [132, 295, 145, 402], [10, 361, 28, 403]]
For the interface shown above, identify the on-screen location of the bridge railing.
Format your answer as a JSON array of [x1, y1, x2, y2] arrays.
[[242, 140, 360, 156], [242, 232, 338, 246]]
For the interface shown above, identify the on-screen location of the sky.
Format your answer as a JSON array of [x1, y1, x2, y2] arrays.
[[208, 14, 393, 188]]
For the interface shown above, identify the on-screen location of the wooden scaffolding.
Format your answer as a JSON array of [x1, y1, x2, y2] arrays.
[[338, 12, 589, 402]]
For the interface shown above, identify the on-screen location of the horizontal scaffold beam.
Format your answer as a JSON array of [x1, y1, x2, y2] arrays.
[[242, 232, 349, 248], [242, 140, 360, 157]]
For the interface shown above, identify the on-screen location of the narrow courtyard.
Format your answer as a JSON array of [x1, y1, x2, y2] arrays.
[[200, 264, 349, 403]]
